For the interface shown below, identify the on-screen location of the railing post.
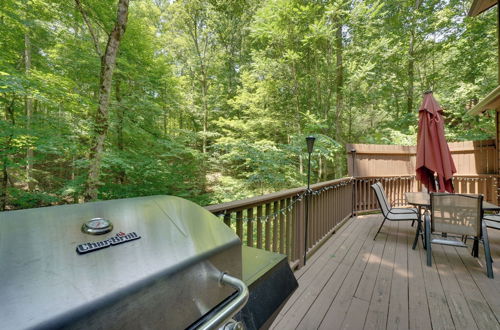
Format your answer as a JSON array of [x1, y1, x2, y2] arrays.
[[295, 194, 305, 268], [350, 149, 357, 216], [351, 178, 356, 216]]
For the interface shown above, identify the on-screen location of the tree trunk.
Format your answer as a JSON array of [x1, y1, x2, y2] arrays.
[[201, 75, 208, 154], [24, 29, 34, 191], [115, 79, 126, 184], [163, 86, 168, 135], [407, 30, 415, 114], [318, 156, 323, 181], [291, 61, 301, 137], [334, 17, 343, 141], [1, 98, 16, 211], [407, 0, 421, 114], [84, 0, 129, 201]]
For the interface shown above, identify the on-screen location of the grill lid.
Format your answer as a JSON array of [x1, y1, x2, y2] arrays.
[[0, 195, 242, 329]]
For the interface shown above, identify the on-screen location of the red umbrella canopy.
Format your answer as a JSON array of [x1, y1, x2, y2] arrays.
[[416, 92, 456, 192]]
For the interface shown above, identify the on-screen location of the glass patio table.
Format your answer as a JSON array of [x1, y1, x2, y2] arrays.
[[405, 192, 500, 254]]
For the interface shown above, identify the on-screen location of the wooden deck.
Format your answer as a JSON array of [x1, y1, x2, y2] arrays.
[[271, 214, 500, 330]]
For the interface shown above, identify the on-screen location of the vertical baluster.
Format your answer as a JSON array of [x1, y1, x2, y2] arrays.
[[279, 199, 285, 254], [324, 188, 328, 232], [397, 178, 401, 206], [490, 177, 493, 202], [315, 193, 319, 244], [224, 213, 231, 228], [308, 194, 313, 247], [310, 194, 315, 247], [390, 179, 394, 205], [333, 187, 337, 226], [286, 198, 292, 259], [324, 188, 328, 233], [265, 203, 271, 251], [316, 193, 320, 242], [324, 189, 332, 231], [346, 183, 349, 218], [296, 194, 305, 267], [247, 207, 254, 247], [394, 178, 398, 206], [358, 179, 362, 212], [318, 191, 322, 239], [390, 179, 394, 206], [354, 180, 358, 212], [236, 210, 243, 241], [319, 192, 323, 238], [315, 193, 319, 243], [257, 205, 263, 249], [371, 179, 375, 210], [396, 178, 400, 206], [333, 187, 340, 227], [350, 185, 357, 215], [494, 177, 499, 205], [369, 179, 373, 210], [292, 196, 300, 263], [273, 200, 279, 252], [363, 179, 369, 211], [333, 187, 337, 227], [336, 186, 340, 222], [343, 184, 347, 218]]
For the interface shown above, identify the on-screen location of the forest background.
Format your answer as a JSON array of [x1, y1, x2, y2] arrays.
[[0, 0, 497, 210]]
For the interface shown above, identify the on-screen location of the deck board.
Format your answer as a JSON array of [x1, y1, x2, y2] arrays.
[[363, 220, 398, 329], [272, 214, 372, 329], [386, 221, 409, 330], [271, 214, 500, 330]]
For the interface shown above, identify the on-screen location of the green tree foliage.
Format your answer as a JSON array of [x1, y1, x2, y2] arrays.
[[0, 0, 497, 209]]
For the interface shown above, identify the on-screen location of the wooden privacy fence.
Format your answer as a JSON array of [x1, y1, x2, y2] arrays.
[[206, 174, 499, 269], [347, 140, 497, 177]]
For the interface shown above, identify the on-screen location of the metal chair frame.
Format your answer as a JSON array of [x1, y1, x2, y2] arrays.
[[425, 193, 493, 279], [371, 182, 418, 240]]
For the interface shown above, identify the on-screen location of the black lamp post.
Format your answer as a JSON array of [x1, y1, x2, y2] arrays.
[[304, 136, 316, 266]]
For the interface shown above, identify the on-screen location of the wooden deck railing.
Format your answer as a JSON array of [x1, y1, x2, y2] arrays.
[[205, 178, 353, 269], [206, 174, 500, 270]]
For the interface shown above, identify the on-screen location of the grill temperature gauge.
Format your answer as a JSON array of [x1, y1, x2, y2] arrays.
[[82, 218, 113, 235]]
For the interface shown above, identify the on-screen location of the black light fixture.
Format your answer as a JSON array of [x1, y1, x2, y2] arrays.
[[304, 136, 316, 266], [306, 136, 316, 154]]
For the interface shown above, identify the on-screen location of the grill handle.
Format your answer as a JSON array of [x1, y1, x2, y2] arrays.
[[198, 273, 249, 330]]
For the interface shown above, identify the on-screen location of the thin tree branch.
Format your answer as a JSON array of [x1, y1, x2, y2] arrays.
[[75, 0, 102, 56]]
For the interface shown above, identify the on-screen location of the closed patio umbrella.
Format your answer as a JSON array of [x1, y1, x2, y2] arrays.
[[416, 91, 456, 192]]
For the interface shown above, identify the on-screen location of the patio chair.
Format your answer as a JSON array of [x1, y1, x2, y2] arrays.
[[371, 182, 419, 240], [425, 193, 493, 278]]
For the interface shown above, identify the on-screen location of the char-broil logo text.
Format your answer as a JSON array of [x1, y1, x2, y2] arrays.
[[76, 232, 140, 255]]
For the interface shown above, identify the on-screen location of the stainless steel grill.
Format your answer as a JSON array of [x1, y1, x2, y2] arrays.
[[0, 195, 250, 329]]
